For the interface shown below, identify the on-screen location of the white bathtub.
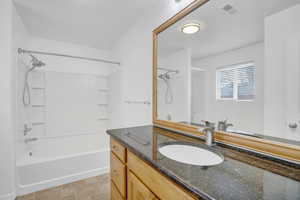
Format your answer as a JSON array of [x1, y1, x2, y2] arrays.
[[16, 149, 109, 196]]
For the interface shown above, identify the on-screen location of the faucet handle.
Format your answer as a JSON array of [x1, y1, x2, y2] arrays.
[[226, 123, 234, 128]]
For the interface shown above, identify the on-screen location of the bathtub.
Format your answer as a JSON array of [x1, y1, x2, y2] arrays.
[[16, 149, 109, 195]]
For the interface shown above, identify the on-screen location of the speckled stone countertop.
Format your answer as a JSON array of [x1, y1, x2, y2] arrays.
[[107, 125, 300, 200]]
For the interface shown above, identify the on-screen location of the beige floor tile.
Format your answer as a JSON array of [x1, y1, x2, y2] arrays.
[[16, 193, 36, 200], [16, 174, 110, 200], [35, 187, 61, 200]]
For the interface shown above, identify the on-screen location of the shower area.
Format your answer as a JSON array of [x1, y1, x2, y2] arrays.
[[157, 48, 192, 123], [157, 67, 179, 121], [15, 44, 117, 195]]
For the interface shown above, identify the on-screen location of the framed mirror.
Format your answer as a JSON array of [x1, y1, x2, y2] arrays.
[[153, 0, 300, 162]]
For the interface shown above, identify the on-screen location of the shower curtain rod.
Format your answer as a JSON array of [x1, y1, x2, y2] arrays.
[[18, 48, 121, 66]]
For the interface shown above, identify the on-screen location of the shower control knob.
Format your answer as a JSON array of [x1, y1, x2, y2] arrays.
[[288, 122, 298, 129], [24, 124, 32, 136]]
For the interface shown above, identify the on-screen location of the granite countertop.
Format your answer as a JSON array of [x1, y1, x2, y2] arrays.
[[107, 125, 300, 200]]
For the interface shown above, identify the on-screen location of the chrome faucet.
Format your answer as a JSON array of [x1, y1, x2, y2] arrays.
[[198, 122, 216, 146], [218, 120, 233, 131]]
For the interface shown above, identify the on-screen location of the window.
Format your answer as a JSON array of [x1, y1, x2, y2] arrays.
[[216, 62, 255, 101]]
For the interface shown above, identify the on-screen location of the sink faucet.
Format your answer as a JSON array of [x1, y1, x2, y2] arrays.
[[198, 122, 216, 146]]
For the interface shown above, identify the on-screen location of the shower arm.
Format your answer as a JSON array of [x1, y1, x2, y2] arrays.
[[157, 67, 179, 74], [157, 68, 179, 79]]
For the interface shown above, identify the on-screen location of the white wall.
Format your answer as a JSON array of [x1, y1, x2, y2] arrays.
[[192, 42, 264, 133], [110, 0, 195, 128], [264, 4, 300, 141], [157, 48, 191, 122], [0, 1, 15, 199], [12, 4, 32, 199], [191, 70, 206, 123]]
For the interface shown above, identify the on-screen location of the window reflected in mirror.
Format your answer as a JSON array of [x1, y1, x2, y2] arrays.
[[156, 0, 300, 146]]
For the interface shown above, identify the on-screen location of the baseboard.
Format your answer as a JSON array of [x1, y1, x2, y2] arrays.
[[17, 167, 109, 196], [0, 193, 16, 200]]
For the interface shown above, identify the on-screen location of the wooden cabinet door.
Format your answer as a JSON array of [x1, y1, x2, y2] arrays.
[[111, 152, 126, 197], [111, 181, 124, 200], [128, 171, 158, 200], [111, 138, 126, 163]]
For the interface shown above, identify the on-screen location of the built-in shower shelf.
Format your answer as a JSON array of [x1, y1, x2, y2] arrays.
[[98, 118, 109, 121], [31, 105, 45, 107], [98, 103, 108, 106], [98, 88, 109, 92], [32, 122, 45, 126], [31, 87, 45, 90]]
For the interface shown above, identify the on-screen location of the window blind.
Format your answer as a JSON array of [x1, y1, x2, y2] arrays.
[[216, 62, 255, 101]]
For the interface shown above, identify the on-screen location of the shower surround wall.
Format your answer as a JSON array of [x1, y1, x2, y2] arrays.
[[157, 48, 192, 122], [15, 36, 115, 195]]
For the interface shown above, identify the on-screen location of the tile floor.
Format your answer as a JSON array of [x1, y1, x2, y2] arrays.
[[16, 174, 110, 200]]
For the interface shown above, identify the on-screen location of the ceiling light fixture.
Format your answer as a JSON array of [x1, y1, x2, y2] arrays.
[[181, 23, 201, 34]]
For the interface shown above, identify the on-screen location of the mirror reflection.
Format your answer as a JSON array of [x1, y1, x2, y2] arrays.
[[157, 0, 300, 145]]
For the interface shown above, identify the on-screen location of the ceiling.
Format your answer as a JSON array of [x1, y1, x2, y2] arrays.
[[158, 0, 300, 60], [14, 0, 159, 50]]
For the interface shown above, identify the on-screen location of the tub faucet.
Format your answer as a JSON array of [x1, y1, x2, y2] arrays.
[[24, 124, 32, 136], [25, 137, 38, 144], [198, 122, 216, 146]]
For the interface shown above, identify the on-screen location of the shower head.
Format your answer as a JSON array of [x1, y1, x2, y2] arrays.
[[30, 55, 45, 68], [158, 73, 171, 80]]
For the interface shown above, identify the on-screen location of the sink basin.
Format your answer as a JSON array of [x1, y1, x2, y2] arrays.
[[159, 144, 224, 166]]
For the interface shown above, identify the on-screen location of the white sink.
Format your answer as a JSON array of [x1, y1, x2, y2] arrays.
[[159, 144, 224, 166]]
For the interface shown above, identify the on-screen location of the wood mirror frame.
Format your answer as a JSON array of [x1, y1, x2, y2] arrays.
[[152, 0, 300, 163]]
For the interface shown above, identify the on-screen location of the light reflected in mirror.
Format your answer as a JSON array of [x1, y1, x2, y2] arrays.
[[157, 0, 300, 146]]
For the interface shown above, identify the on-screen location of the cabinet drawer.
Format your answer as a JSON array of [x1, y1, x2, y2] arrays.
[[111, 181, 124, 200], [111, 152, 126, 197], [128, 151, 196, 200], [111, 138, 126, 163]]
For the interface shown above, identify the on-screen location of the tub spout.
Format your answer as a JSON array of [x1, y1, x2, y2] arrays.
[[25, 138, 38, 144]]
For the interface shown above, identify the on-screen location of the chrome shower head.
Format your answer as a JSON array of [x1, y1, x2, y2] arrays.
[[158, 73, 171, 80], [30, 55, 45, 68]]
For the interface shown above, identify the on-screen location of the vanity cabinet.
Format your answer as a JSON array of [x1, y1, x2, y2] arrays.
[[111, 181, 124, 200], [128, 171, 158, 200], [110, 138, 196, 200], [111, 138, 126, 163], [110, 152, 126, 197]]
